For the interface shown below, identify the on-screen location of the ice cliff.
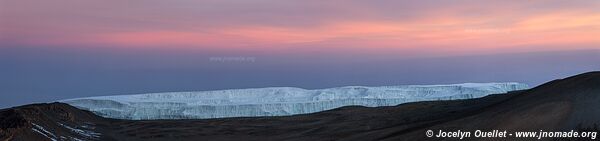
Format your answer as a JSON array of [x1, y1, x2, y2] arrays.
[[61, 83, 528, 120]]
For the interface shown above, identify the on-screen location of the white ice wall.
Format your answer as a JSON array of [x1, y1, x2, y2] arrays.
[[61, 83, 528, 120]]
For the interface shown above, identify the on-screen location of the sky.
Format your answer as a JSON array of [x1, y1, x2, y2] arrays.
[[0, 0, 599, 108]]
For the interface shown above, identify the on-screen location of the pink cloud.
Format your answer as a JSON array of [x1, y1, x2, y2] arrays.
[[1, 0, 599, 56]]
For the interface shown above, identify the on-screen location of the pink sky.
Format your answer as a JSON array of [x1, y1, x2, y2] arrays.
[[1, 0, 600, 108], [1, 0, 599, 57]]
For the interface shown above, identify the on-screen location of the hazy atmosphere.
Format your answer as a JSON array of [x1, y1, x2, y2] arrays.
[[1, 0, 599, 108]]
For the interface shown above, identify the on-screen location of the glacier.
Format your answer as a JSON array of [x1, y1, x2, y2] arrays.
[[61, 83, 529, 120]]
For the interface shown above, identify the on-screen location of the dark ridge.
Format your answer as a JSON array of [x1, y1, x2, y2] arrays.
[[0, 102, 115, 141], [0, 109, 28, 129]]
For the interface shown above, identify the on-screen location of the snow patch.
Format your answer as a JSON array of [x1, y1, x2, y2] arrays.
[[69, 136, 85, 141], [31, 123, 57, 141], [58, 123, 101, 139]]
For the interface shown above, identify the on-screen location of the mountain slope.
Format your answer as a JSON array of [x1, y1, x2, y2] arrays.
[[0, 103, 115, 141], [384, 71, 600, 140], [1, 72, 598, 141]]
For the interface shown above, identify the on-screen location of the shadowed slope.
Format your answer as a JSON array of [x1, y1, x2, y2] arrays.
[[384, 72, 600, 140]]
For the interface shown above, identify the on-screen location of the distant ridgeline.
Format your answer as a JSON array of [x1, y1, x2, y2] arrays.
[[61, 83, 529, 120]]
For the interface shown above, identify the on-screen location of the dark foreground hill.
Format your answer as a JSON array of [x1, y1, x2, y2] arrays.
[[1, 72, 599, 141]]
